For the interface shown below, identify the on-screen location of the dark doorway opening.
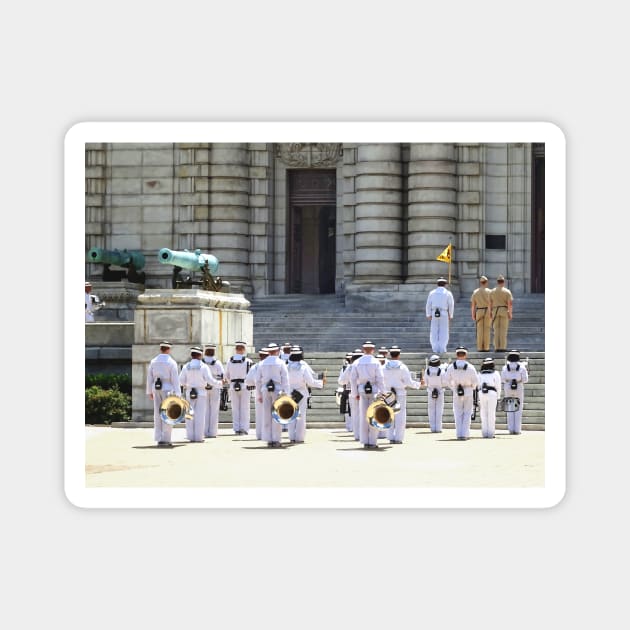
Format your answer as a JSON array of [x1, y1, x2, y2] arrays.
[[531, 144, 545, 293], [287, 170, 336, 294]]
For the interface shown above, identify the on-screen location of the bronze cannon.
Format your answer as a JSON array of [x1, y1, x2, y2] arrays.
[[157, 248, 229, 292], [86, 247, 146, 283]]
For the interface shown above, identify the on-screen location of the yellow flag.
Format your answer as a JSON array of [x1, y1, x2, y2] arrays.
[[436, 244, 452, 263]]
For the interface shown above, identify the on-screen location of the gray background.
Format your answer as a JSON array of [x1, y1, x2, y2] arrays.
[[4, 1, 622, 628]]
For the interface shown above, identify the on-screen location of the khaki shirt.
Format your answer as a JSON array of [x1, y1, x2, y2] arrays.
[[471, 287, 492, 310], [491, 286, 513, 312]]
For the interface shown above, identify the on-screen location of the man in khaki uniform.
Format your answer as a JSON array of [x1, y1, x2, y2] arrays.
[[490, 275, 513, 352], [470, 275, 492, 351]]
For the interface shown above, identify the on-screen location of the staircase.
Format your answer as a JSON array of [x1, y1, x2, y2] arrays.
[[250, 293, 545, 353], [236, 293, 546, 431]]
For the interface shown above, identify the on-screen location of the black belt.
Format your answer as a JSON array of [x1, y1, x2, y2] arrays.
[[482, 386, 497, 392], [231, 379, 244, 384]]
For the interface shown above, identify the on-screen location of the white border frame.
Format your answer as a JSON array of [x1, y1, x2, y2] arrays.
[[66, 121, 566, 509]]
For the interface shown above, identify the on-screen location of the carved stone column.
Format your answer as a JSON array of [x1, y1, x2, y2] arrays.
[[353, 143, 403, 283], [406, 143, 457, 287], [209, 144, 251, 294]]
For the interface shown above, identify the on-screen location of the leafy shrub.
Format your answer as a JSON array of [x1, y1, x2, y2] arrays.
[[85, 373, 132, 395], [85, 386, 131, 424]]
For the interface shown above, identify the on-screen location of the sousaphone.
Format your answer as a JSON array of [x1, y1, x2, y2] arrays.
[[272, 393, 301, 425], [366, 391, 401, 430], [159, 392, 194, 425]]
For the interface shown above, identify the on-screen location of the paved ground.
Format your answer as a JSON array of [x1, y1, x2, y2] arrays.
[[85, 425, 544, 488]]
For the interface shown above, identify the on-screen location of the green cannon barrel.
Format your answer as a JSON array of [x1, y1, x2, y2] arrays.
[[158, 248, 219, 275], [87, 247, 146, 270]]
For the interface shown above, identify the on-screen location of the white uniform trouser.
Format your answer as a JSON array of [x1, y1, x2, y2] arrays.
[[288, 388, 309, 442], [255, 397, 264, 440], [185, 393, 207, 442], [359, 393, 380, 446], [506, 394, 524, 433], [452, 394, 474, 439], [230, 387, 250, 433], [427, 389, 445, 432], [152, 390, 173, 444], [430, 316, 449, 353], [388, 393, 408, 442], [262, 391, 282, 444], [350, 396, 360, 440], [479, 391, 498, 438], [344, 411, 352, 432], [204, 387, 221, 437]]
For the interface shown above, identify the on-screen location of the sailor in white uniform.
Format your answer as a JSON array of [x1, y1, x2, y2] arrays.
[[383, 345, 422, 444], [445, 346, 478, 440], [337, 352, 353, 432], [422, 354, 449, 433], [350, 341, 386, 449], [256, 342, 290, 447], [202, 344, 224, 438], [286, 346, 325, 443], [500, 350, 529, 434], [245, 347, 269, 440], [146, 341, 180, 446], [477, 357, 502, 438], [425, 278, 455, 353], [179, 347, 221, 443], [224, 341, 253, 435]]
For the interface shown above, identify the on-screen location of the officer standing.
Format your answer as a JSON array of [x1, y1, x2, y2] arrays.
[[146, 341, 180, 446], [223, 341, 253, 435], [422, 354, 449, 433], [477, 357, 501, 438], [350, 341, 386, 449], [287, 346, 325, 443], [471, 276, 492, 351], [445, 346, 478, 440], [383, 345, 422, 444], [245, 347, 269, 440], [490, 275, 513, 352], [256, 342, 290, 448], [426, 278, 454, 353], [202, 344, 224, 439], [501, 350, 529, 434], [179, 347, 221, 443]]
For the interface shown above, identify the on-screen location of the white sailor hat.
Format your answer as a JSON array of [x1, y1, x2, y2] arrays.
[[258, 348, 269, 356], [362, 340, 375, 348], [437, 277, 447, 284], [190, 346, 203, 355], [204, 343, 216, 350], [455, 346, 468, 355], [290, 346, 302, 353], [235, 341, 247, 347], [389, 345, 401, 354], [428, 354, 441, 366], [506, 350, 520, 361], [282, 341, 292, 348], [159, 341, 172, 348], [85, 281, 92, 287], [266, 342, 280, 352]]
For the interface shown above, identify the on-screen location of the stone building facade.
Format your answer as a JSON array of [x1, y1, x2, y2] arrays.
[[85, 142, 544, 310]]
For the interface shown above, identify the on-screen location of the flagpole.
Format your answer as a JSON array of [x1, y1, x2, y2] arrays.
[[448, 242, 452, 286]]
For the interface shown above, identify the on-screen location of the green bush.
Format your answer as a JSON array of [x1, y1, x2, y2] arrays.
[[85, 385, 131, 424], [85, 373, 132, 395]]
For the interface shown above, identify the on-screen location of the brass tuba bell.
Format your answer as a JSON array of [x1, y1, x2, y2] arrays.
[[271, 393, 300, 425], [159, 392, 194, 425], [366, 391, 401, 430]]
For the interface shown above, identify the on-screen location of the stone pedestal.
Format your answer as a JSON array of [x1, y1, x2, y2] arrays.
[[131, 288, 253, 421], [88, 281, 144, 322]]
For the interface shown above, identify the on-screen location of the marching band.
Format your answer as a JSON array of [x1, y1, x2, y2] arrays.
[[147, 337, 529, 448]]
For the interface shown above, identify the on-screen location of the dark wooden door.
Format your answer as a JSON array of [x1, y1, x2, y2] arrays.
[[288, 170, 336, 294], [531, 144, 545, 293]]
